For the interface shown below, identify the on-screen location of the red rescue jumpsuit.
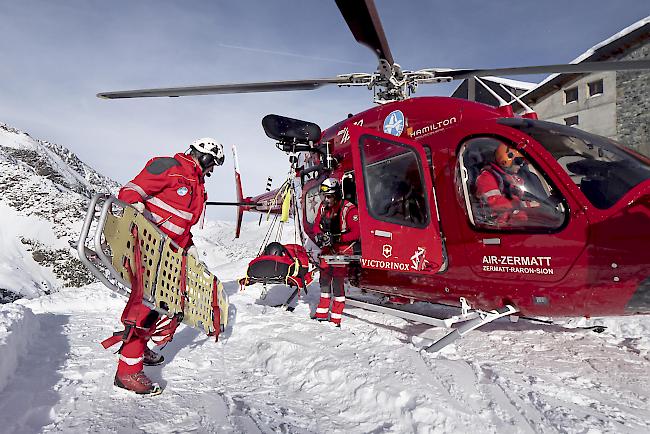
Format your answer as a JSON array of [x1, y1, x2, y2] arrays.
[[115, 153, 207, 375], [313, 200, 360, 325], [475, 163, 533, 226]]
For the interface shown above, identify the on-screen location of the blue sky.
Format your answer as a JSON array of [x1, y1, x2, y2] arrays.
[[0, 0, 647, 219]]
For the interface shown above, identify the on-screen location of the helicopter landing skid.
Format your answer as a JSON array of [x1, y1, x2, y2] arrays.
[[345, 295, 518, 352], [345, 297, 480, 328], [424, 305, 519, 353]]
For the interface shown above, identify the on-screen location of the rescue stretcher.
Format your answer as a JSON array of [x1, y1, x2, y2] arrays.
[[239, 243, 314, 310], [77, 194, 228, 337]]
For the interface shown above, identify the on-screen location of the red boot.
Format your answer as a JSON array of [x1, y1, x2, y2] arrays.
[[114, 371, 162, 395], [315, 293, 331, 321], [330, 296, 345, 327]]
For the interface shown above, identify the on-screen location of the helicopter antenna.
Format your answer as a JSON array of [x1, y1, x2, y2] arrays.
[[498, 83, 535, 114], [474, 76, 509, 107]]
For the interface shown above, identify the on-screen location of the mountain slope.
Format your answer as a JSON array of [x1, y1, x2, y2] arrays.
[[0, 123, 120, 301]]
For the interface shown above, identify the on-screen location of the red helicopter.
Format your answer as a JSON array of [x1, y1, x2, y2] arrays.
[[97, 0, 650, 350]]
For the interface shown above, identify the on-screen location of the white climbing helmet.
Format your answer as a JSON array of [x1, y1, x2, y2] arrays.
[[190, 137, 225, 168]]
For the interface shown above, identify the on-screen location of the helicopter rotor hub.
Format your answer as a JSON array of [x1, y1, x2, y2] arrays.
[[337, 63, 454, 103]]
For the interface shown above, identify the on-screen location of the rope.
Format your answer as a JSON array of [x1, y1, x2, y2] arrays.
[[256, 159, 301, 254], [258, 213, 280, 256]]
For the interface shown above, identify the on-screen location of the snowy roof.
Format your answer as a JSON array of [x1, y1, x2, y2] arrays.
[[521, 16, 649, 103]]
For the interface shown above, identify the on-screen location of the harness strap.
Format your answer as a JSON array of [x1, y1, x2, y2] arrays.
[[209, 278, 222, 342], [179, 253, 188, 312], [102, 224, 155, 350]]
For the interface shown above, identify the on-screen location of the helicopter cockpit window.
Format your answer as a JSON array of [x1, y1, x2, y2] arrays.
[[457, 137, 567, 231], [360, 136, 429, 228], [499, 118, 650, 209]]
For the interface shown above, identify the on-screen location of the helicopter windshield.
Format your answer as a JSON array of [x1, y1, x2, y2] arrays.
[[499, 118, 650, 209]]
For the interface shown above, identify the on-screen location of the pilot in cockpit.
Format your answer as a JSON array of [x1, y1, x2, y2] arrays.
[[474, 143, 543, 226]]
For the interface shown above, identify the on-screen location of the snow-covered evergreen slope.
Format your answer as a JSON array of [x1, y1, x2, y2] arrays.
[[0, 123, 119, 301]]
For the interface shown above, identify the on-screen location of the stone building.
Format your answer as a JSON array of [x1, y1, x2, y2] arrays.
[[520, 18, 649, 156]]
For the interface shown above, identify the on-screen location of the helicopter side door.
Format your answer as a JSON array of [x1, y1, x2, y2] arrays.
[[347, 125, 444, 275]]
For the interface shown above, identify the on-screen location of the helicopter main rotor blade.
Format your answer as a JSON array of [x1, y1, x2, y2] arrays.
[[335, 0, 394, 65], [97, 77, 350, 99], [439, 60, 650, 80]]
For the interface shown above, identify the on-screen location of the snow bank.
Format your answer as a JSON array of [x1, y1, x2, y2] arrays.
[[0, 304, 39, 393], [0, 203, 63, 299]]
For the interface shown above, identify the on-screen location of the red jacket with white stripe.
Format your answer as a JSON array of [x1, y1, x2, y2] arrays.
[[313, 200, 360, 248], [118, 153, 207, 249]]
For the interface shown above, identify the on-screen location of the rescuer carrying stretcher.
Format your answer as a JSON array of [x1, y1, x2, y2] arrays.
[[106, 137, 224, 395]]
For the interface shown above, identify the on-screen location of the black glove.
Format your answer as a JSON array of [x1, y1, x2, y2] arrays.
[[315, 232, 333, 247]]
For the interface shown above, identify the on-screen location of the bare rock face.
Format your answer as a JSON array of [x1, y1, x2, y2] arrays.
[[0, 123, 120, 302]]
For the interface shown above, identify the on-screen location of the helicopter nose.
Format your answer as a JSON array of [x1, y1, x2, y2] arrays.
[[625, 276, 650, 313]]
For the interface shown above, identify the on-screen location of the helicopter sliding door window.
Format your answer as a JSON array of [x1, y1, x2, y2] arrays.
[[359, 137, 429, 228], [457, 136, 567, 232]]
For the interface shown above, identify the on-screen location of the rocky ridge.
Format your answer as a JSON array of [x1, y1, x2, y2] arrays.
[[0, 123, 120, 300]]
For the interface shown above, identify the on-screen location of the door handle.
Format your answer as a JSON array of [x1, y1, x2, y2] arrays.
[[482, 238, 501, 245], [372, 230, 393, 239]]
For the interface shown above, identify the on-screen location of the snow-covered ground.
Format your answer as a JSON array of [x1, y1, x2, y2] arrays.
[[1, 220, 649, 434]]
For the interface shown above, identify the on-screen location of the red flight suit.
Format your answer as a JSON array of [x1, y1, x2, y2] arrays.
[[313, 200, 360, 325], [115, 153, 207, 375], [475, 163, 534, 226]]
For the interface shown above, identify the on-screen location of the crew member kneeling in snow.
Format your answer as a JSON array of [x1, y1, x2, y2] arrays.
[[313, 178, 360, 327], [111, 137, 224, 395]]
